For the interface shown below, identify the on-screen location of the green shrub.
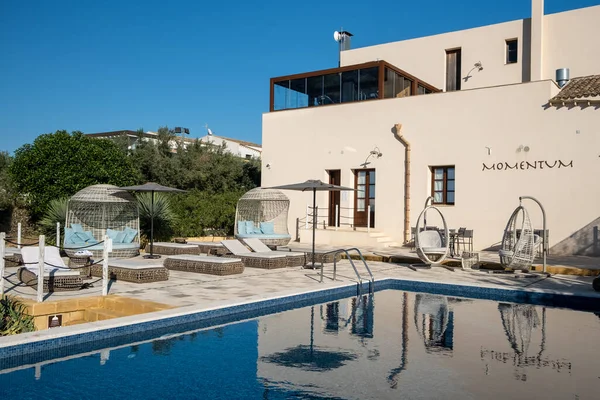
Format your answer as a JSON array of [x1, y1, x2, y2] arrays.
[[136, 192, 177, 241], [38, 197, 68, 246], [0, 296, 35, 336], [171, 190, 242, 237]]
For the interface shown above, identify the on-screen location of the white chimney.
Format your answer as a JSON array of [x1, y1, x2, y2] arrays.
[[530, 0, 544, 81]]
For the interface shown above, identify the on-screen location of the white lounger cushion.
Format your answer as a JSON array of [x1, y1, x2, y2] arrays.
[[243, 238, 305, 257], [221, 240, 286, 259], [20, 246, 79, 276], [168, 255, 242, 263]]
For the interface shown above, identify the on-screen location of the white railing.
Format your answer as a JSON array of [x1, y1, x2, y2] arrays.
[[295, 205, 375, 240]]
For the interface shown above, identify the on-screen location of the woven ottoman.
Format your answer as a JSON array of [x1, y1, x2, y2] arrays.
[[164, 255, 244, 276], [147, 242, 201, 256], [90, 263, 169, 283]]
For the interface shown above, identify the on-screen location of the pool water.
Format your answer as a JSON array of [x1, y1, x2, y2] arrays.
[[1, 290, 599, 399]]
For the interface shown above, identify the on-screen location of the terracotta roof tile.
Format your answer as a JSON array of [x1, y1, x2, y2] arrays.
[[550, 74, 600, 102]]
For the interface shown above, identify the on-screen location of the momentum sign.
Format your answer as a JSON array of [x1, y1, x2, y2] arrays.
[[482, 160, 573, 171]]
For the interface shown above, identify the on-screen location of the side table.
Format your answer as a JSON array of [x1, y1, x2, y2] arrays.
[[68, 256, 92, 278]]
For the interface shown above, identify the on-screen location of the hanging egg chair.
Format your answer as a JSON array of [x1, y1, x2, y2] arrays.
[[499, 205, 541, 272], [414, 205, 450, 266]]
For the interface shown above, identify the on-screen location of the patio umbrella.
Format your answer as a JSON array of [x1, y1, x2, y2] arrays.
[[267, 179, 355, 268], [120, 182, 187, 259]]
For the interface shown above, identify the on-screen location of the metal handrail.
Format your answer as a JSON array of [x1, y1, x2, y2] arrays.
[[319, 247, 374, 293]]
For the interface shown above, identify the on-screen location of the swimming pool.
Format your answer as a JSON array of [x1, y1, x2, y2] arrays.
[[1, 288, 599, 399]]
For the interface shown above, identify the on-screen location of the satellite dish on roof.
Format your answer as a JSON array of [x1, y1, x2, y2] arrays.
[[207, 128, 213, 136], [334, 31, 340, 42]]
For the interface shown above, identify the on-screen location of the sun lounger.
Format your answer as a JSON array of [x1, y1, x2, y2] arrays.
[[242, 238, 306, 267], [221, 240, 287, 269], [18, 246, 84, 292], [164, 255, 244, 275]]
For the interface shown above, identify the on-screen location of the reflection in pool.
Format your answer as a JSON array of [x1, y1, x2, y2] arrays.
[[1, 290, 599, 399]]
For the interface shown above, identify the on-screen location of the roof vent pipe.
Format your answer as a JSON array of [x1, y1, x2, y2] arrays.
[[556, 68, 570, 88]]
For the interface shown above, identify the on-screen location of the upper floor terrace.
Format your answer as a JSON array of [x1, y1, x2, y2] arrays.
[[269, 60, 440, 112]]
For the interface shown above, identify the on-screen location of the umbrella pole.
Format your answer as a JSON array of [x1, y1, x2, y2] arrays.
[[150, 190, 155, 257], [312, 188, 316, 268]]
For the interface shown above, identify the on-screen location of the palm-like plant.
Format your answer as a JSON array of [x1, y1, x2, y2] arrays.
[[0, 295, 35, 336], [136, 192, 177, 242], [39, 197, 68, 246]]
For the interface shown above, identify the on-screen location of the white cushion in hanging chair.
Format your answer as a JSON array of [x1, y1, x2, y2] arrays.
[[418, 231, 447, 254], [499, 249, 514, 258]]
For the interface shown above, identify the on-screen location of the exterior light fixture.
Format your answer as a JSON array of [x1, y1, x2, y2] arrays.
[[360, 146, 383, 168]]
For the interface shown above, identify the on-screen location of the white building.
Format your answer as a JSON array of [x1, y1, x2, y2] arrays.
[[261, 0, 600, 256], [198, 128, 262, 159], [86, 129, 262, 159]]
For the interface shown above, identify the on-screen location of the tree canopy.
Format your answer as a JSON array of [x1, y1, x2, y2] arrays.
[[6, 127, 261, 237], [10, 130, 140, 219]]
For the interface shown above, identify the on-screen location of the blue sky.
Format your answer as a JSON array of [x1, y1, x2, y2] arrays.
[[1, 0, 598, 154]]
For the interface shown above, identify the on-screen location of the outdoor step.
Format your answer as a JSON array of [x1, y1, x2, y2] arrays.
[[84, 308, 128, 322], [375, 236, 394, 243]]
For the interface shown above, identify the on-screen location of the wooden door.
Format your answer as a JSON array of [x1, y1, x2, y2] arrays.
[[328, 170, 341, 227], [354, 169, 375, 228]]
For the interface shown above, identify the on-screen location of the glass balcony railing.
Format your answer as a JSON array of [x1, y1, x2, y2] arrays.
[[270, 60, 438, 112]]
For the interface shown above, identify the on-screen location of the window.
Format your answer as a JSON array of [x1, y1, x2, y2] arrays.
[[506, 39, 518, 64], [445, 49, 461, 91], [431, 166, 455, 205]]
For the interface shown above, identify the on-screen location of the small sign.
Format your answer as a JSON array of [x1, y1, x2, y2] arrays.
[[48, 315, 62, 329]]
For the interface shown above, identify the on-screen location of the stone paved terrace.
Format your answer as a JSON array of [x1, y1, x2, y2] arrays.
[[2, 250, 598, 309]]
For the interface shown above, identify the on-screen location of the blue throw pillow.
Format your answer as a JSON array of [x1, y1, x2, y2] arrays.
[[114, 231, 126, 244], [75, 232, 91, 243], [64, 227, 77, 245], [245, 221, 257, 234], [70, 230, 86, 245], [237, 221, 247, 235], [71, 223, 84, 233], [83, 231, 98, 244], [123, 227, 138, 243], [260, 222, 275, 235], [106, 228, 120, 240]]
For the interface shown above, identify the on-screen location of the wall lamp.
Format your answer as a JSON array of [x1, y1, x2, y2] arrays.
[[360, 146, 383, 168]]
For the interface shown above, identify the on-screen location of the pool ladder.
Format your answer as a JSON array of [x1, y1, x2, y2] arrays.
[[319, 247, 374, 295]]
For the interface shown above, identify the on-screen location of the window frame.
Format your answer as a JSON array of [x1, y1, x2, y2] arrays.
[[505, 39, 518, 64], [430, 166, 455, 205]]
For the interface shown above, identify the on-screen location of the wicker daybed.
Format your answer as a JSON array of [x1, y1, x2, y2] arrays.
[[164, 255, 244, 276], [234, 188, 292, 247], [64, 184, 140, 259], [146, 242, 200, 256]]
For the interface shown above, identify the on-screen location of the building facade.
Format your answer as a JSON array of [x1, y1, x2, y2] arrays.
[[261, 0, 600, 255]]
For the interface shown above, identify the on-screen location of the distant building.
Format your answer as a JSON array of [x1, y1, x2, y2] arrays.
[[198, 128, 262, 159], [86, 129, 261, 159]]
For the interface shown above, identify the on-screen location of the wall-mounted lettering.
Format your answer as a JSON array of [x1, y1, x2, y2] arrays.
[[482, 160, 573, 171]]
